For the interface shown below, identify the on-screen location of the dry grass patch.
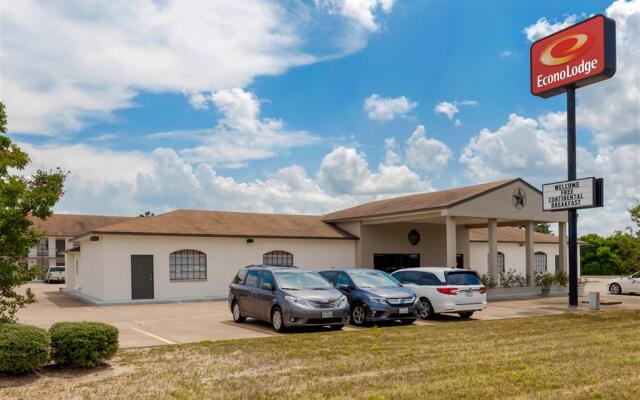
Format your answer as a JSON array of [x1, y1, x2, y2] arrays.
[[1, 310, 639, 399]]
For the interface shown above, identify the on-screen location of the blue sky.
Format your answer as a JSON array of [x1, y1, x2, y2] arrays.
[[2, 0, 638, 235]]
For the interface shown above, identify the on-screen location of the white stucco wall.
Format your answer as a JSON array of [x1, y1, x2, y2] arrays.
[[72, 234, 356, 303], [469, 242, 566, 276]]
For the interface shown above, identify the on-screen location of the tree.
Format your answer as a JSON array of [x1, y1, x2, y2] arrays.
[[139, 211, 155, 218], [629, 204, 640, 229], [0, 102, 66, 323], [535, 223, 552, 234]]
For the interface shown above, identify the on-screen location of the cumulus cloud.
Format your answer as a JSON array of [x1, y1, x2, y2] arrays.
[[459, 111, 640, 235], [434, 100, 478, 124], [316, 0, 396, 32], [158, 88, 318, 167], [1, 0, 397, 135], [316, 146, 432, 195], [523, 14, 581, 42], [363, 94, 417, 121], [577, 0, 640, 145], [500, 50, 513, 58], [405, 125, 452, 173]]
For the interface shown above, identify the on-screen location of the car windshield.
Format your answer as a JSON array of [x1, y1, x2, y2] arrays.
[[275, 271, 332, 290], [50, 267, 65, 272], [349, 271, 400, 289], [445, 271, 481, 285]]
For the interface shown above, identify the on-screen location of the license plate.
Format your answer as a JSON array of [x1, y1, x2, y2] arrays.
[[399, 307, 409, 314], [321, 311, 333, 318], [466, 291, 474, 297]]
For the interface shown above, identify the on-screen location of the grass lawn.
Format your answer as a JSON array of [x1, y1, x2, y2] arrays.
[[2, 310, 639, 400]]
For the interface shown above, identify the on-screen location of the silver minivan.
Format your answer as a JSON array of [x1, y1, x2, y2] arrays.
[[228, 265, 350, 332]]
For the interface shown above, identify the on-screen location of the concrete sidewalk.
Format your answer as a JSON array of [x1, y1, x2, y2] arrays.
[[16, 277, 639, 348]]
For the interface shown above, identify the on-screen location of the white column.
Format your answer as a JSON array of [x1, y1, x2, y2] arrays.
[[445, 216, 457, 267], [558, 222, 567, 274], [525, 221, 535, 286], [488, 219, 498, 285]]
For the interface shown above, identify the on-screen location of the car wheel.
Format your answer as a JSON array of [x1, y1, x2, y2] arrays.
[[418, 298, 436, 320], [231, 301, 246, 323], [271, 306, 286, 333], [350, 304, 369, 327], [458, 311, 474, 319], [400, 318, 416, 325], [609, 283, 622, 295]]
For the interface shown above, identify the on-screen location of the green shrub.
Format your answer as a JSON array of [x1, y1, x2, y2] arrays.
[[49, 322, 118, 367], [0, 323, 50, 374]]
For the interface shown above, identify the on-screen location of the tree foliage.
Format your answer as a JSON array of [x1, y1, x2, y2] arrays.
[[535, 223, 552, 234], [0, 102, 66, 323], [580, 207, 640, 276]]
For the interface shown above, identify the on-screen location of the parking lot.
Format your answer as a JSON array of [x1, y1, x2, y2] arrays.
[[16, 278, 640, 348]]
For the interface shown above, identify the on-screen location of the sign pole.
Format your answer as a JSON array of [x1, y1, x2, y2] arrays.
[[567, 85, 578, 306]]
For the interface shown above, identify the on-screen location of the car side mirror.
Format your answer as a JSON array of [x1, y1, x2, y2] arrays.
[[261, 282, 274, 291], [337, 284, 350, 291]]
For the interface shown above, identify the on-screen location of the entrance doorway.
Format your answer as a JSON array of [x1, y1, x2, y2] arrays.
[[131, 255, 154, 300], [373, 254, 420, 273]]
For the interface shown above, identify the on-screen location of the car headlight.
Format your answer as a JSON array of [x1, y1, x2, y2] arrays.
[[369, 296, 387, 305], [337, 295, 348, 307], [284, 295, 312, 308]]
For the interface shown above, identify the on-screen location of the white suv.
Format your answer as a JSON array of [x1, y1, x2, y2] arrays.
[[45, 266, 66, 283], [391, 267, 486, 319]]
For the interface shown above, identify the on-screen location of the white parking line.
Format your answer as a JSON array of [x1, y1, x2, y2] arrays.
[[131, 326, 175, 344]]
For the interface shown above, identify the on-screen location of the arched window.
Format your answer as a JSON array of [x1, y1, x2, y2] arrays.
[[497, 252, 505, 274], [263, 251, 293, 267], [170, 249, 206, 280], [534, 252, 547, 273]]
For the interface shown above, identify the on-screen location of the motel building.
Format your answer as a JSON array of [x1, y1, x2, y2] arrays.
[[32, 178, 578, 305]]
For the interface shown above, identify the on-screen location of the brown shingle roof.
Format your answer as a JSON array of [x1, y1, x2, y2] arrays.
[[323, 179, 519, 222], [82, 210, 357, 240], [469, 227, 585, 244], [30, 214, 135, 237]]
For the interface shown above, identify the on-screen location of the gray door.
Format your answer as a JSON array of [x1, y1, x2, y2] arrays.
[[131, 255, 154, 300]]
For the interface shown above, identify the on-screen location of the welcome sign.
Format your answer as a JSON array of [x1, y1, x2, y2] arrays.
[[542, 177, 603, 211], [530, 14, 616, 98]]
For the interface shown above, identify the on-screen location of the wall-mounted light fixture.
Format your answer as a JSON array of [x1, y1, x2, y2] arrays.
[[89, 235, 100, 242], [246, 238, 254, 244]]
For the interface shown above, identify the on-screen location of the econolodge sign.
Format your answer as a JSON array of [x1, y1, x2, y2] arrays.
[[530, 14, 616, 98]]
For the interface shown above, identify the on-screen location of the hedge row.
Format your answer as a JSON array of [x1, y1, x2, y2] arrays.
[[0, 321, 118, 374]]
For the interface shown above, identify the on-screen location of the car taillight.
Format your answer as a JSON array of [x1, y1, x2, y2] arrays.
[[436, 287, 458, 295], [479, 287, 487, 294]]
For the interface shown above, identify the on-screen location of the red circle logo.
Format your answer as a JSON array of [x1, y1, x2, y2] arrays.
[[540, 33, 594, 66]]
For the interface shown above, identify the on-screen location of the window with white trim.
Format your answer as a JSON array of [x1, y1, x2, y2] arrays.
[[170, 249, 207, 280], [263, 251, 293, 267], [534, 252, 547, 273]]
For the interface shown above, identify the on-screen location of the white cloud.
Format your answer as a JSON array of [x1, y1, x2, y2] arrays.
[[316, 0, 396, 32], [577, 0, 640, 145], [459, 113, 573, 183], [168, 88, 319, 167], [405, 125, 452, 173], [459, 111, 640, 236], [523, 14, 581, 42], [1, 0, 397, 135], [434, 100, 478, 123], [434, 102, 459, 120], [363, 94, 417, 121], [317, 146, 432, 195], [500, 50, 513, 58]]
